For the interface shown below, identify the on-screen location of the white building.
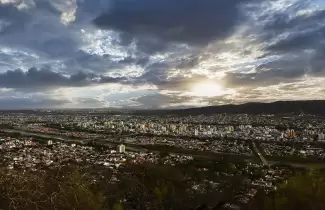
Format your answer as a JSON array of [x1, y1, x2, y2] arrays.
[[118, 144, 126, 153], [194, 129, 199, 136]]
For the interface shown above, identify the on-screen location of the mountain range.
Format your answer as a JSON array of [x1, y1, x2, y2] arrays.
[[149, 100, 325, 116]]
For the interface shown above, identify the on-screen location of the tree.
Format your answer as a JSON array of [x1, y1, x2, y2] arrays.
[[113, 202, 124, 210], [265, 167, 325, 210], [0, 167, 104, 210]]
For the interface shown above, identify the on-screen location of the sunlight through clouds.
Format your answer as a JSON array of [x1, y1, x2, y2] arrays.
[[0, 0, 324, 108]]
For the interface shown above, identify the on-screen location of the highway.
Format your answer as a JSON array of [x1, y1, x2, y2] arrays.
[[0, 129, 87, 143], [0, 129, 147, 152], [252, 141, 269, 166]]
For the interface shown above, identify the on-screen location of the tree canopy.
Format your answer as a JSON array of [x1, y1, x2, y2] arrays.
[[264, 167, 325, 210]]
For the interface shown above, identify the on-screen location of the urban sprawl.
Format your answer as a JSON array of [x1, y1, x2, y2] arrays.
[[1, 111, 325, 209]]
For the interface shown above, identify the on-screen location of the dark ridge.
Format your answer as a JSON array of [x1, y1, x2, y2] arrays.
[[131, 100, 325, 116], [168, 100, 325, 116]]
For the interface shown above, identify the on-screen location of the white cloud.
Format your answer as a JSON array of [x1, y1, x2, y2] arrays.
[[0, 0, 34, 9], [0, 0, 21, 4], [60, 10, 76, 25], [80, 28, 130, 59], [50, 0, 77, 25], [104, 65, 144, 78]]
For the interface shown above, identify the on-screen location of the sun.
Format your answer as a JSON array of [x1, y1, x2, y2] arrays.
[[191, 82, 224, 97]]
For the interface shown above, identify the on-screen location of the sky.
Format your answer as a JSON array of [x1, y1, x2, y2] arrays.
[[0, 0, 324, 109]]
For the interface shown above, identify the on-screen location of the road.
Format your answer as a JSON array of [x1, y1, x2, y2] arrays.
[[0, 129, 147, 152], [252, 141, 269, 166], [0, 129, 87, 143]]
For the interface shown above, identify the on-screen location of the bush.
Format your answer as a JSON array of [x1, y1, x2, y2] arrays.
[[264, 167, 325, 210], [0, 167, 104, 210]]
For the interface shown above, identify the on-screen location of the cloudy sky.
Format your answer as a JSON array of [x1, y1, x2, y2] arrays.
[[0, 0, 324, 109]]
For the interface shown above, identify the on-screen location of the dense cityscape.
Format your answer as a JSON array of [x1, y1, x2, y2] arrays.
[[1, 109, 325, 209]]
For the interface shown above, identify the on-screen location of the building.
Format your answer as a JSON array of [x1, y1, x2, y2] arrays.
[[118, 144, 126, 153], [194, 129, 199, 136], [285, 129, 296, 138]]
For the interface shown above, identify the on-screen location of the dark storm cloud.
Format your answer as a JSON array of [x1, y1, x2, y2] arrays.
[[222, 70, 298, 87], [100, 75, 128, 83], [114, 32, 134, 46], [63, 51, 130, 74], [0, 4, 30, 34], [0, 68, 127, 90], [0, 50, 36, 69], [264, 9, 325, 33], [308, 47, 325, 76], [34, 36, 79, 58], [0, 1, 81, 59], [75, 0, 110, 22], [93, 0, 259, 45], [262, 36, 325, 78], [135, 37, 168, 54], [177, 56, 200, 69], [250, 5, 325, 89], [266, 26, 325, 53], [263, 4, 325, 54], [0, 61, 207, 92], [224, 43, 325, 88], [33, 0, 62, 15], [223, 58, 307, 88], [118, 56, 149, 66], [130, 62, 169, 86]]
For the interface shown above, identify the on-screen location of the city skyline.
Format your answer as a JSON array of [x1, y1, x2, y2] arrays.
[[0, 0, 324, 109]]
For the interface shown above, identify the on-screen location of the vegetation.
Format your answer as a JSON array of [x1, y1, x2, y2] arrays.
[[266, 155, 325, 164], [98, 161, 248, 210], [0, 159, 251, 210], [0, 124, 14, 129], [264, 167, 325, 210], [0, 167, 104, 210], [140, 144, 254, 161], [2, 160, 324, 210]]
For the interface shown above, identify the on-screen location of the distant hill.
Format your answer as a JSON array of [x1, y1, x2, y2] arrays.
[[1, 100, 325, 116], [164, 100, 325, 116]]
